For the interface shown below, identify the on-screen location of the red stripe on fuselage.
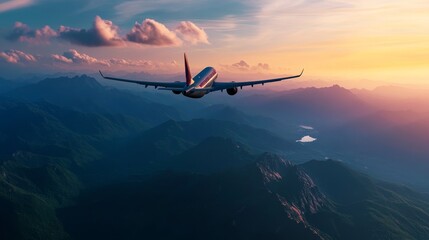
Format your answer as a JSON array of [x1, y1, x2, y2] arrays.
[[198, 69, 216, 88]]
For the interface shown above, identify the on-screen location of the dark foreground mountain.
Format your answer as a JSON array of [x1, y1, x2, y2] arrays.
[[59, 154, 327, 240], [302, 160, 429, 239], [0, 99, 147, 240], [170, 137, 255, 173], [59, 156, 429, 240]]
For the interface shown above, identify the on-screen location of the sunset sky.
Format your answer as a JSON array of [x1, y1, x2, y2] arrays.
[[0, 0, 428, 88]]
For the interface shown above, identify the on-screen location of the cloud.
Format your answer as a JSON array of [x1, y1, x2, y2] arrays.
[[0, 0, 33, 13], [108, 58, 154, 68], [232, 60, 250, 70], [50, 54, 73, 64], [296, 135, 317, 143], [4, 17, 210, 48], [51, 49, 109, 66], [256, 63, 270, 71], [49, 49, 175, 70], [175, 21, 209, 44], [126, 19, 181, 46], [58, 16, 125, 47], [0, 49, 37, 64], [6, 22, 57, 44], [108, 58, 179, 70], [299, 125, 314, 130], [222, 60, 271, 72]]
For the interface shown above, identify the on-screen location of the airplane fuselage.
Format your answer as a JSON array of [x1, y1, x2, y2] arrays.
[[183, 67, 218, 98]]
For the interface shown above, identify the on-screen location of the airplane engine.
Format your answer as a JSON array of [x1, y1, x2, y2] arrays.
[[227, 87, 238, 95], [172, 90, 181, 94]]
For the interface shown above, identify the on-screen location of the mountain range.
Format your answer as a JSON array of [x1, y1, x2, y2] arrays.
[[0, 75, 428, 239]]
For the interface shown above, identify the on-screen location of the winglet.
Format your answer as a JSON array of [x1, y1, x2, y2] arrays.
[[99, 70, 105, 78], [184, 53, 193, 86], [299, 69, 304, 77]]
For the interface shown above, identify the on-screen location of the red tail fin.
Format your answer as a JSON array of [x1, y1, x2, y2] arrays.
[[184, 53, 193, 86]]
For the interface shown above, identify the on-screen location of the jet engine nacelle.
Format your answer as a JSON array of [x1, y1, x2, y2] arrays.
[[227, 87, 238, 96], [172, 90, 181, 95]]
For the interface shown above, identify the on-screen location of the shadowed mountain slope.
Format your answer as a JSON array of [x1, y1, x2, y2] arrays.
[[6, 75, 181, 125]]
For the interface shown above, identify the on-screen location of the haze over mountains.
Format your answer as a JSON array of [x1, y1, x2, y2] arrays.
[[0, 75, 429, 239]]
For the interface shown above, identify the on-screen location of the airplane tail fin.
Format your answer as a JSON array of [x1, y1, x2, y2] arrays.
[[184, 53, 193, 86]]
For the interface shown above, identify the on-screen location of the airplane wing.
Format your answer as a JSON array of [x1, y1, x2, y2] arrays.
[[210, 69, 304, 92], [99, 71, 186, 89]]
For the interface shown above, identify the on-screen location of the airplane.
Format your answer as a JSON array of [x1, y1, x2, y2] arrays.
[[99, 53, 303, 99]]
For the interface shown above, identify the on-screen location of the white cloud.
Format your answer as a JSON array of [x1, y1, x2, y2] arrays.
[[300, 125, 314, 130], [176, 21, 209, 44], [126, 19, 181, 46], [51, 49, 110, 66], [296, 135, 317, 143]]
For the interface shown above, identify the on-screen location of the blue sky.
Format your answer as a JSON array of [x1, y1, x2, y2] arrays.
[[0, 0, 250, 28]]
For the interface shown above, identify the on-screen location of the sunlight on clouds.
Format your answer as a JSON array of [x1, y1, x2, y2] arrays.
[[176, 21, 209, 45], [0, 49, 36, 63], [0, 0, 33, 13], [49, 49, 179, 72], [59, 16, 125, 47], [52, 49, 110, 66], [126, 19, 181, 46]]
